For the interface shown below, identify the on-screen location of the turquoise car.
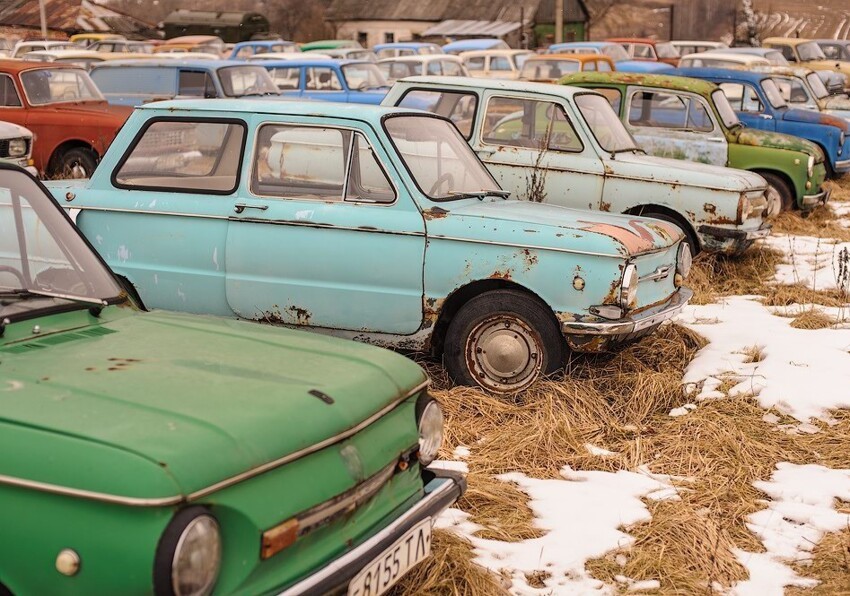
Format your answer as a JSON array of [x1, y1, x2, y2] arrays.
[[48, 100, 692, 394]]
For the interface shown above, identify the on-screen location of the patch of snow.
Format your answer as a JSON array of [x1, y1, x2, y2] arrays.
[[453, 445, 470, 459], [669, 403, 697, 417], [681, 297, 850, 422], [437, 466, 676, 594], [764, 234, 850, 294], [585, 443, 618, 457], [428, 460, 469, 474]]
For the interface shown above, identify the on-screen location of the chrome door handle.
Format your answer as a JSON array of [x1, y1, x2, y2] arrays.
[[706, 138, 725, 143], [758, 114, 773, 120], [234, 203, 268, 214]]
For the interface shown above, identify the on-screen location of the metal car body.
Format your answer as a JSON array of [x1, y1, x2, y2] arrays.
[[46, 99, 692, 393], [441, 38, 509, 55], [763, 37, 850, 90], [459, 49, 534, 80], [248, 52, 331, 61], [11, 41, 77, 59], [0, 162, 463, 596], [299, 40, 362, 52], [517, 53, 615, 83], [259, 59, 389, 103], [0, 120, 35, 174], [229, 40, 299, 59], [707, 47, 789, 66], [377, 55, 467, 84], [307, 47, 379, 62], [0, 60, 131, 178], [562, 71, 829, 212], [20, 49, 155, 71], [670, 41, 727, 56], [815, 39, 850, 61], [606, 38, 680, 66], [87, 39, 156, 54], [155, 35, 225, 56], [374, 42, 444, 59], [89, 59, 281, 106], [68, 33, 125, 47], [678, 51, 771, 69], [754, 65, 850, 122], [546, 42, 674, 73], [676, 67, 850, 178], [384, 76, 773, 254]]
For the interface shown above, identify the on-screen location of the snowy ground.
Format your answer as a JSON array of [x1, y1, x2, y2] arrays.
[[435, 200, 850, 594]]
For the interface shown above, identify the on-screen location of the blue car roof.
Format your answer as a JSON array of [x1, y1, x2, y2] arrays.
[[233, 41, 295, 48], [442, 39, 504, 52], [674, 67, 772, 83], [717, 48, 776, 57], [373, 42, 436, 50], [90, 59, 247, 70], [254, 58, 365, 68], [550, 42, 607, 49]]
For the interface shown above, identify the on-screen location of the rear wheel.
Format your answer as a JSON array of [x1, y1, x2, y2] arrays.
[[759, 171, 795, 211], [52, 147, 97, 179], [443, 290, 565, 394]]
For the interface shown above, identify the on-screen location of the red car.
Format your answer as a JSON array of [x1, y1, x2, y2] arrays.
[[0, 60, 131, 178], [606, 38, 680, 67]]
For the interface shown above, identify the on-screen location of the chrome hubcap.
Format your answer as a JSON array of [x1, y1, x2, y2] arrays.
[[466, 315, 543, 393], [68, 163, 87, 179]]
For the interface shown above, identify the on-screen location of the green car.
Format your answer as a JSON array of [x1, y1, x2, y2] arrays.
[[0, 163, 462, 595], [562, 72, 829, 211]]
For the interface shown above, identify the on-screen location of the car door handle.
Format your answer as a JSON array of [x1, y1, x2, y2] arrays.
[[758, 114, 773, 120], [234, 203, 268, 214], [478, 149, 496, 158], [706, 138, 725, 143]]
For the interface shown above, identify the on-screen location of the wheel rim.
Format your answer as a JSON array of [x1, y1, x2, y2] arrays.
[[67, 161, 88, 179], [465, 315, 544, 393], [765, 183, 784, 213]]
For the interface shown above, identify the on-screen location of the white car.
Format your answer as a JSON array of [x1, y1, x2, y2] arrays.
[[248, 52, 332, 61], [0, 121, 36, 175], [459, 49, 534, 80], [678, 52, 770, 69], [377, 55, 467, 83], [11, 40, 78, 59]]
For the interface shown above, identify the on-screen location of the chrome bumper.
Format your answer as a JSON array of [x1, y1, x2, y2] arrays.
[[278, 468, 465, 596], [802, 188, 831, 208], [834, 158, 850, 172], [561, 287, 693, 336], [698, 224, 771, 241]]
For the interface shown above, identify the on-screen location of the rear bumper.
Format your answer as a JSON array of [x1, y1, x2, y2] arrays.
[[834, 158, 850, 173], [802, 188, 831, 209], [561, 287, 693, 339], [278, 468, 465, 596]]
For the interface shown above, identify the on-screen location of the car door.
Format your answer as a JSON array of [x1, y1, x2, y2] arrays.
[[224, 116, 426, 334], [474, 90, 605, 207], [719, 82, 777, 131], [0, 74, 28, 131], [625, 86, 727, 165]]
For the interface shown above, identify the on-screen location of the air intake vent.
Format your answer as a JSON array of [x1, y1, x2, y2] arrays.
[[2, 326, 117, 354]]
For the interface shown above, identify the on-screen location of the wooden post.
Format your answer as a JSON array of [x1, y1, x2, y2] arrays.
[[38, 0, 48, 39], [555, 0, 564, 44]]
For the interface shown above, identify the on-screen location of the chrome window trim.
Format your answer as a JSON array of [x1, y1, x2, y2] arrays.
[[479, 92, 586, 154], [19, 66, 104, 106], [625, 87, 719, 135], [0, 379, 429, 507]]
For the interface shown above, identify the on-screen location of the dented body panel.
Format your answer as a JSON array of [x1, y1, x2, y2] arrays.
[[383, 76, 771, 254]]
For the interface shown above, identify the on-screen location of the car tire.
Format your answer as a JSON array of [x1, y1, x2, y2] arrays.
[[443, 289, 565, 394], [54, 148, 97, 180], [641, 211, 700, 256], [759, 171, 795, 211]]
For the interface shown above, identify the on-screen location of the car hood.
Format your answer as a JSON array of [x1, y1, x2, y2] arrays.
[[607, 151, 767, 192], [0, 307, 425, 500], [424, 199, 682, 256], [0, 121, 32, 138], [47, 100, 132, 124], [735, 127, 825, 161], [780, 107, 850, 131]]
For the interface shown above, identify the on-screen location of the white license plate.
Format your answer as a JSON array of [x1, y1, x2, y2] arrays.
[[347, 518, 432, 596]]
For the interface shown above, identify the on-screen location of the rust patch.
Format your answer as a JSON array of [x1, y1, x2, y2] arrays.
[[287, 306, 311, 325], [703, 203, 717, 215], [422, 207, 449, 220], [520, 248, 538, 271], [599, 199, 612, 212], [490, 270, 513, 280]]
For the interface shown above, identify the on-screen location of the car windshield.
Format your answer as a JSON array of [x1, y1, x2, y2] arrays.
[[575, 93, 638, 153], [341, 63, 387, 90], [797, 41, 826, 61], [712, 89, 741, 128], [520, 59, 580, 80], [807, 72, 830, 99], [0, 169, 122, 320], [655, 42, 679, 58], [20, 68, 102, 104], [218, 66, 279, 97], [384, 116, 503, 201], [765, 51, 789, 66], [602, 44, 631, 62], [761, 78, 787, 108]]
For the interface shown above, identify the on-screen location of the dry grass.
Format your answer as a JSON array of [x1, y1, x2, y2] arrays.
[[741, 345, 765, 363], [458, 472, 546, 542], [772, 204, 850, 243], [389, 530, 510, 596], [789, 309, 836, 330], [825, 177, 850, 203], [788, 528, 850, 596]]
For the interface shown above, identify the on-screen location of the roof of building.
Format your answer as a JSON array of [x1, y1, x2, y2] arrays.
[[327, 0, 540, 24], [0, 0, 156, 36]]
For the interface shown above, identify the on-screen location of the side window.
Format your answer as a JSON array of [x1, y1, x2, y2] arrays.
[[235, 47, 254, 59], [0, 75, 22, 107], [396, 89, 479, 139], [720, 83, 763, 113], [442, 61, 463, 76], [482, 96, 583, 152], [597, 60, 612, 72], [775, 78, 810, 104], [268, 67, 300, 90], [777, 45, 796, 61], [305, 67, 342, 91], [178, 71, 216, 98], [687, 98, 714, 131], [489, 57, 512, 71], [115, 120, 245, 193], [465, 56, 485, 71], [426, 61, 442, 75], [253, 125, 394, 203], [591, 87, 622, 114], [584, 60, 597, 71], [822, 45, 840, 60], [628, 91, 712, 131], [633, 44, 654, 59]]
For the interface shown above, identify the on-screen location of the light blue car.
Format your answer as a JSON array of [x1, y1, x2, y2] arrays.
[[259, 59, 390, 104], [47, 100, 692, 394], [548, 42, 674, 73]]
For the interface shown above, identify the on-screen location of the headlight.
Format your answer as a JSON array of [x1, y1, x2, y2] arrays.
[[841, 131, 846, 148], [154, 508, 221, 596], [807, 155, 815, 178], [416, 395, 444, 466], [619, 263, 638, 309], [7, 138, 26, 157], [739, 194, 753, 222], [676, 242, 692, 280]]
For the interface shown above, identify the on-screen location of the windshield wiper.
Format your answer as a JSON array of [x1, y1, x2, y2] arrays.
[[0, 288, 107, 307], [446, 190, 511, 201]]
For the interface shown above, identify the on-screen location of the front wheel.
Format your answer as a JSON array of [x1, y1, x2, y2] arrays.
[[759, 171, 795, 211], [443, 290, 566, 394], [53, 147, 97, 179]]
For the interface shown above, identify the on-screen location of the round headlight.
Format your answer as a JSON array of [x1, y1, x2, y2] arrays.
[[416, 397, 444, 466], [676, 242, 692, 279], [620, 264, 638, 309], [807, 155, 815, 178], [154, 508, 221, 596]]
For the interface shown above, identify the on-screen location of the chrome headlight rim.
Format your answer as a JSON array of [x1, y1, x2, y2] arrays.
[[415, 394, 444, 466], [154, 507, 222, 596], [619, 263, 638, 309], [7, 138, 27, 157], [676, 242, 693, 279]]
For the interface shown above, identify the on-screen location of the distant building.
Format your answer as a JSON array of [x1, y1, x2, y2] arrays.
[[0, 0, 157, 41], [325, 0, 589, 49]]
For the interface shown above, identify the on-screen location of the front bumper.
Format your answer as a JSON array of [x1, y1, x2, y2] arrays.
[[561, 287, 693, 343], [697, 223, 771, 254], [278, 469, 465, 596], [834, 158, 850, 173], [801, 188, 831, 209]]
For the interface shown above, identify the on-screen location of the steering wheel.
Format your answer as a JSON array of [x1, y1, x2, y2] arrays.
[[0, 265, 26, 287], [428, 172, 455, 197]]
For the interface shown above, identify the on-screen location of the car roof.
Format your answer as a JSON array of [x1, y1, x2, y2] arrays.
[[378, 55, 461, 63], [458, 49, 533, 57], [389, 75, 587, 97], [560, 71, 718, 95], [526, 53, 602, 63], [675, 67, 772, 83], [606, 38, 660, 45], [138, 98, 422, 121], [0, 58, 84, 73], [255, 58, 366, 67], [373, 42, 436, 49], [715, 47, 779, 56], [683, 51, 770, 63], [763, 37, 814, 46], [234, 40, 293, 47], [442, 39, 506, 51], [89, 58, 245, 69], [752, 65, 817, 78]]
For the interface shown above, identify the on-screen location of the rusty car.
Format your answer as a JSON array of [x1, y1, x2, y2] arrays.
[[0, 60, 131, 178], [562, 72, 830, 212], [46, 99, 692, 394], [384, 76, 775, 254]]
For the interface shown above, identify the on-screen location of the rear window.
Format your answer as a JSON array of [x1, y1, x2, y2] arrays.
[[92, 66, 175, 95], [114, 119, 245, 194], [396, 89, 479, 138]]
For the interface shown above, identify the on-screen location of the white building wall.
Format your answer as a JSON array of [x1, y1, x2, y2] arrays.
[[334, 20, 434, 48]]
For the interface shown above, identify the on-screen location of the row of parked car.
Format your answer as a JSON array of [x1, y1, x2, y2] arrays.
[[2, 32, 850, 595]]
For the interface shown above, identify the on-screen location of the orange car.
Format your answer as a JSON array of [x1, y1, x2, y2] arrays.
[[606, 38, 680, 66], [518, 53, 615, 82], [154, 35, 225, 56]]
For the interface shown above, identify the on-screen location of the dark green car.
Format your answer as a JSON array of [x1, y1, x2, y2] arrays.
[[562, 72, 829, 211], [0, 163, 462, 595]]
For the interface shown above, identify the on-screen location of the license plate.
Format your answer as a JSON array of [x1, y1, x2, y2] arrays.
[[347, 518, 431, 596]]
